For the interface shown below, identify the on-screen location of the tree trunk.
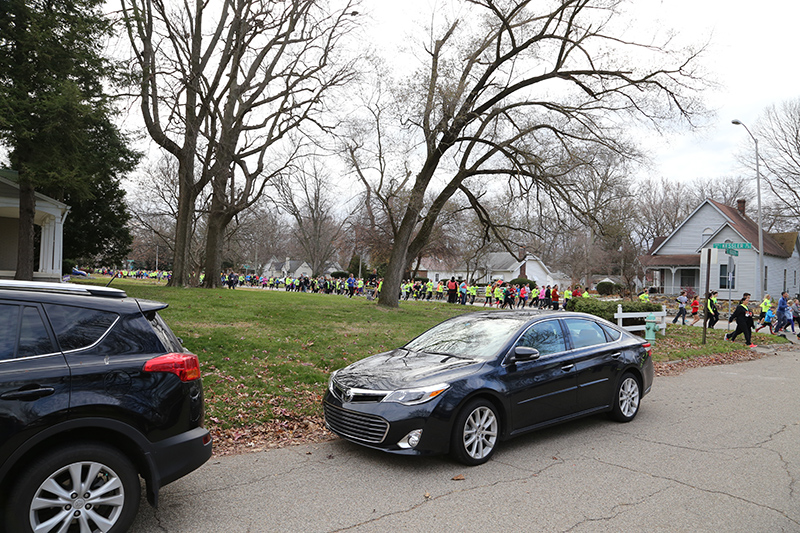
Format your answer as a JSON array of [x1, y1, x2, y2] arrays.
[[15, 178, 36, 281], [167, 153, 197, 287], [200, 188, 229, 288]]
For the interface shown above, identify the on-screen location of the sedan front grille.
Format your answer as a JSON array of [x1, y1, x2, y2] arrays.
[[324, 403, 389, 444]]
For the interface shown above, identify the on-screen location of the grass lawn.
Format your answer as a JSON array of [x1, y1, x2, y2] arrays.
[[651, 322, 789, 362], [74, 277, 791, 451]]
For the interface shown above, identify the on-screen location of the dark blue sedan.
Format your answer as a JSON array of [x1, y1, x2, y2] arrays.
[[324, 310, 653, 465]]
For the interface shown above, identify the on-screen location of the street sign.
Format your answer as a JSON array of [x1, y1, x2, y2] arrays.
[[725, 249, 739, 256], [712, 242, 752, 250]]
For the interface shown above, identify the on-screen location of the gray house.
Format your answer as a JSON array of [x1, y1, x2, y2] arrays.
[[0, 170, 70, 282], [640, 198, 800, 298]]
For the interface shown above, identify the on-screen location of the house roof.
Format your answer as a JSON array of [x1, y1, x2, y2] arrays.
[[648, 198, 791, 260], [706, 199, 790, 258], [770, 232, 798, 255]]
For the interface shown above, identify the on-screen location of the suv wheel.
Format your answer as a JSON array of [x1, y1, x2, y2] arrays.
[[4, 442, 140, 533]]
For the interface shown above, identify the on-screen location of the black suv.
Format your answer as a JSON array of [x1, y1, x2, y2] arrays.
[[0, 280, 212, 532]]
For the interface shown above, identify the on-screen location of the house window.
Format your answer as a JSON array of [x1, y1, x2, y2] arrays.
[[720, 264, 735, 290], [435, 273, 440, 282], [784, 269, 787, 292], [702, 228, 713, 245], [764, 266, 768, 293]]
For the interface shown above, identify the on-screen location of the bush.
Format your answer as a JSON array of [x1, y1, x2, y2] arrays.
[[595, 281, 625, 296], [329, 271, 348, 279], [508, 277, 537, 289], [570, 298, 662, 323], [62, 258, 77, 275]]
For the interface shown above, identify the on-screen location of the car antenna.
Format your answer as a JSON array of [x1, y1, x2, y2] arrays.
[[106, 271, 117, 287]]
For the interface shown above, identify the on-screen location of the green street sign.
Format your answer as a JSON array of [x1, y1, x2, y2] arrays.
[[712, 242, 752, 250], [725, 249, 739, 256]]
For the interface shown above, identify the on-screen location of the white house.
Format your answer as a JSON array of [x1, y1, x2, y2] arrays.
[[0, 170, 70, 282], [418, 252, 570, 287], [639, 198, 800, 298], [260, 257, 342, 278]]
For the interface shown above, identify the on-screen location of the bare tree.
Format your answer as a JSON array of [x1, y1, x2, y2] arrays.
[[121, 0, 359, 287], [685, 175, 754, 209], [633, 176, 692, 246], [346, 0, 706, 308], [753, 99, 800, 226], [272, 160, 348, 276]]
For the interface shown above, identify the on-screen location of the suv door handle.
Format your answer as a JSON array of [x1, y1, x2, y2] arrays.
[[0, 387, 55, 401], [561, 364, 575, 372], [610, 352, 622, 358]]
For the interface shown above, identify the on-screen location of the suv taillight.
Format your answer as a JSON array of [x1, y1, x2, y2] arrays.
[[144, 353, 201, 382], [642, 342, 652, 356]]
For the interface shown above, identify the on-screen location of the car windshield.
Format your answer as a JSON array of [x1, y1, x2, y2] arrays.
[[404, 314, 531, 361]]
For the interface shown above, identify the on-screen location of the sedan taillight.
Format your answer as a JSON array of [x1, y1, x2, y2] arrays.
[[144, 353, 201, 382], [642, 342, 652, 356]]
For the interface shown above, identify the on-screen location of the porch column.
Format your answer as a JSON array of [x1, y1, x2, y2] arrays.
[[38, 215, 55, 274]]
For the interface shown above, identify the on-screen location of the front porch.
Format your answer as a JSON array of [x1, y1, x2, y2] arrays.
[[0, 171, 70, 283], [640, 254, 701, 296]]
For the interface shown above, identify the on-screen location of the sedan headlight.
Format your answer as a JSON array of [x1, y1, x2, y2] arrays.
[[328, 370, 339, 394], [382, 384, 449, 405]]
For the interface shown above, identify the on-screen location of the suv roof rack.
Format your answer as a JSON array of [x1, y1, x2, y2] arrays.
[[0, 280, 127, 298]]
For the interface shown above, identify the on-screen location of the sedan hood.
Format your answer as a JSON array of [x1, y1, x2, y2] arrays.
[[334, 348, 484, 391]]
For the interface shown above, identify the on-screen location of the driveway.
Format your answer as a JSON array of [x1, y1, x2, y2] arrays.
[[132, 346, 800, 532]]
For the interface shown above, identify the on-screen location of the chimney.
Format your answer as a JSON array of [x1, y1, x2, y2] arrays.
[[736, 199, 746, 216]]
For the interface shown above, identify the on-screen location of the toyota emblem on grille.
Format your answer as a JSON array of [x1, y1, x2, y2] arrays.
[[343, 388, 354, 402]]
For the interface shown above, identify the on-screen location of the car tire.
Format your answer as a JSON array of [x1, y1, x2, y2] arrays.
[[450, 398, 500, 466], [610, 372, 641, 422], [4, 442, 140, 533]]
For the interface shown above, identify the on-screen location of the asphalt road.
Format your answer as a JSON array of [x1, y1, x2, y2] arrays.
[[131, 346, 800, 532]]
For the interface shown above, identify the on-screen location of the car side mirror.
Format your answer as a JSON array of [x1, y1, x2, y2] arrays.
[[510, 346, 540, 363]]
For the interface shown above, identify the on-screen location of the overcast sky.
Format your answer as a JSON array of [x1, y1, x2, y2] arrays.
[[362, 0, 800, 184]]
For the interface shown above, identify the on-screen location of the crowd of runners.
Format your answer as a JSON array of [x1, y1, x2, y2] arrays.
[[89, 268, 596, 310], [215, 271, 592, 309]]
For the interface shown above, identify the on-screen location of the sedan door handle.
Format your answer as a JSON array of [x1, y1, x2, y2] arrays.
[[610, 352, 622, 358], [561, 364, 575, 372], [0, 387, 55, 401]]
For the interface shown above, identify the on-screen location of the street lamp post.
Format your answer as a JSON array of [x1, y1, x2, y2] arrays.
[[732, 119, 763, 300]]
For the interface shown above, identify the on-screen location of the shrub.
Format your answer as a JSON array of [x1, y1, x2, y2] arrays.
[[329, 271, 348, 279], [570, 298, 662, 323], [509, 277, 537, 289], [62, 258, 77, 275], [595, 281, 616, 296]]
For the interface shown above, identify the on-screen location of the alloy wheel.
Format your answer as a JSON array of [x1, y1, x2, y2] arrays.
[[618, 376, 640, 418], [463, 406, 498, 460], [28, 460, 126, 532]]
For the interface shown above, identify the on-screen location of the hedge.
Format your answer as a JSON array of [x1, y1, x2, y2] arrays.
[[568, 298, 662, 322], [508, 277, 537, 289]]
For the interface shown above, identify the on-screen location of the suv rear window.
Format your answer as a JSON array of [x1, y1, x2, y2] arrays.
[[0, 304, 17, 360], [44, 304, 118, 352], [0, 304, 56, 359], [146, 311, 184, 353]]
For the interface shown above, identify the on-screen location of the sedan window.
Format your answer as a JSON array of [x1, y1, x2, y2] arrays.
[[564, 319, 607, 349], [405, 315, 531, 360], [515, 320, 566, 356]]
